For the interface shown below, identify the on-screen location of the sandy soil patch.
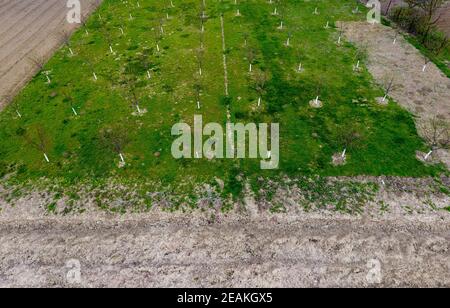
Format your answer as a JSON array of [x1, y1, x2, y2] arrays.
[[0, 0, 100, 107], [340, 21, 450, 168]]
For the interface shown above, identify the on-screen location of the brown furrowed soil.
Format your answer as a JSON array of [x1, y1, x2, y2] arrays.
[[0, 0, 99, 107], [0, 177, 449, 287]]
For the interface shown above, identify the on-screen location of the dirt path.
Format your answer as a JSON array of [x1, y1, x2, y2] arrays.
[[0, 0, 99, 107], [340, 21, 450, 167]]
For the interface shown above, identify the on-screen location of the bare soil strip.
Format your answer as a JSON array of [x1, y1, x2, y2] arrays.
[[0, 211, 449, 287], [340, 21, 450, 167], [0, 176, 449, 287], [0, 0, 99, 107]]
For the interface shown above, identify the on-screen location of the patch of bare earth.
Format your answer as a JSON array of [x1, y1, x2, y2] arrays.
[[0, 0, 99, 107], [0, 177, 449, 287], [340, 21, 450, 168]]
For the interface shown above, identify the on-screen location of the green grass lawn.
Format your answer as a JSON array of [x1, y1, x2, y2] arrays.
[[0, 0, 446, 201]]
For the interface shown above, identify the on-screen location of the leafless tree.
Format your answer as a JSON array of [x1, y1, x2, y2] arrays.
[[99, 22, 115, 54], [384, 0, 395, 15], [80, 55, 98, 80], [243, 32, 249, 46], [420, 117, 450, 159], [99, 125, 130, 163], [405, 0, 448, 43], [154, 22, 163, 52], [251, 69, 269, 106], [57, 30, 74, 55], [24, 125, 51, 162], [354, 42, 368, 70], [121, 75, 142, 114], [80, 13, 90, 35], [334, 122, 366, 157], [193, 78, 203, 109], [429, 35, 449, 57], [61, 88, 79, 116], [381, 73, 397, 102], [28, 53, 46, 72], [199, 1, 208, 32], [195, 48, 204, 76], [2, 95, 21, 118], [247, 47, 256, 72]]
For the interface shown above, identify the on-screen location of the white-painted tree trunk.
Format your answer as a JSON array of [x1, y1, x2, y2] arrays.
[[72, 107, 78, 116], [342, 148, 347, 158], [16, 110, 22, 118], [424, 150, 433, 160], [422, 64, 427, 72], [119, 153, 125, 163], [44, 153, 50, 163], [147, 70, 151, 79], [93, 72, 98, 80]]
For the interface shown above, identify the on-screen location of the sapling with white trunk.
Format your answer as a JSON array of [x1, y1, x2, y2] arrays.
[[81, 56, 98, 81], [81, 14, 90, 35], [243, 32, 249, 47], [381, 74, 396, 103], [252, 69, 269, 107], [2, 95, 21, 118], [247, 47, 256, 72], [333, 122, 366, 160], [24, 125, 51, 163], [193, 80, 203, 110], [313, 78, 324, 105], [28, 53, 46, 75], [154, 24, 163, 52], [353, 42, 368, 71], [337, 23, 344, 45], [196, 48, 204, 76], [419, 116, 450, 161], [62, 90, 79, 116], [102, 28, 115, 54], [296, 50, 304, 72], [393, 29, 399, 44], [122, 75, 143, 114], [57, 30, 74, 55], [199, 5, 208, 33], [285, 31, 292, 46], [99, 125, 130, 164]]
